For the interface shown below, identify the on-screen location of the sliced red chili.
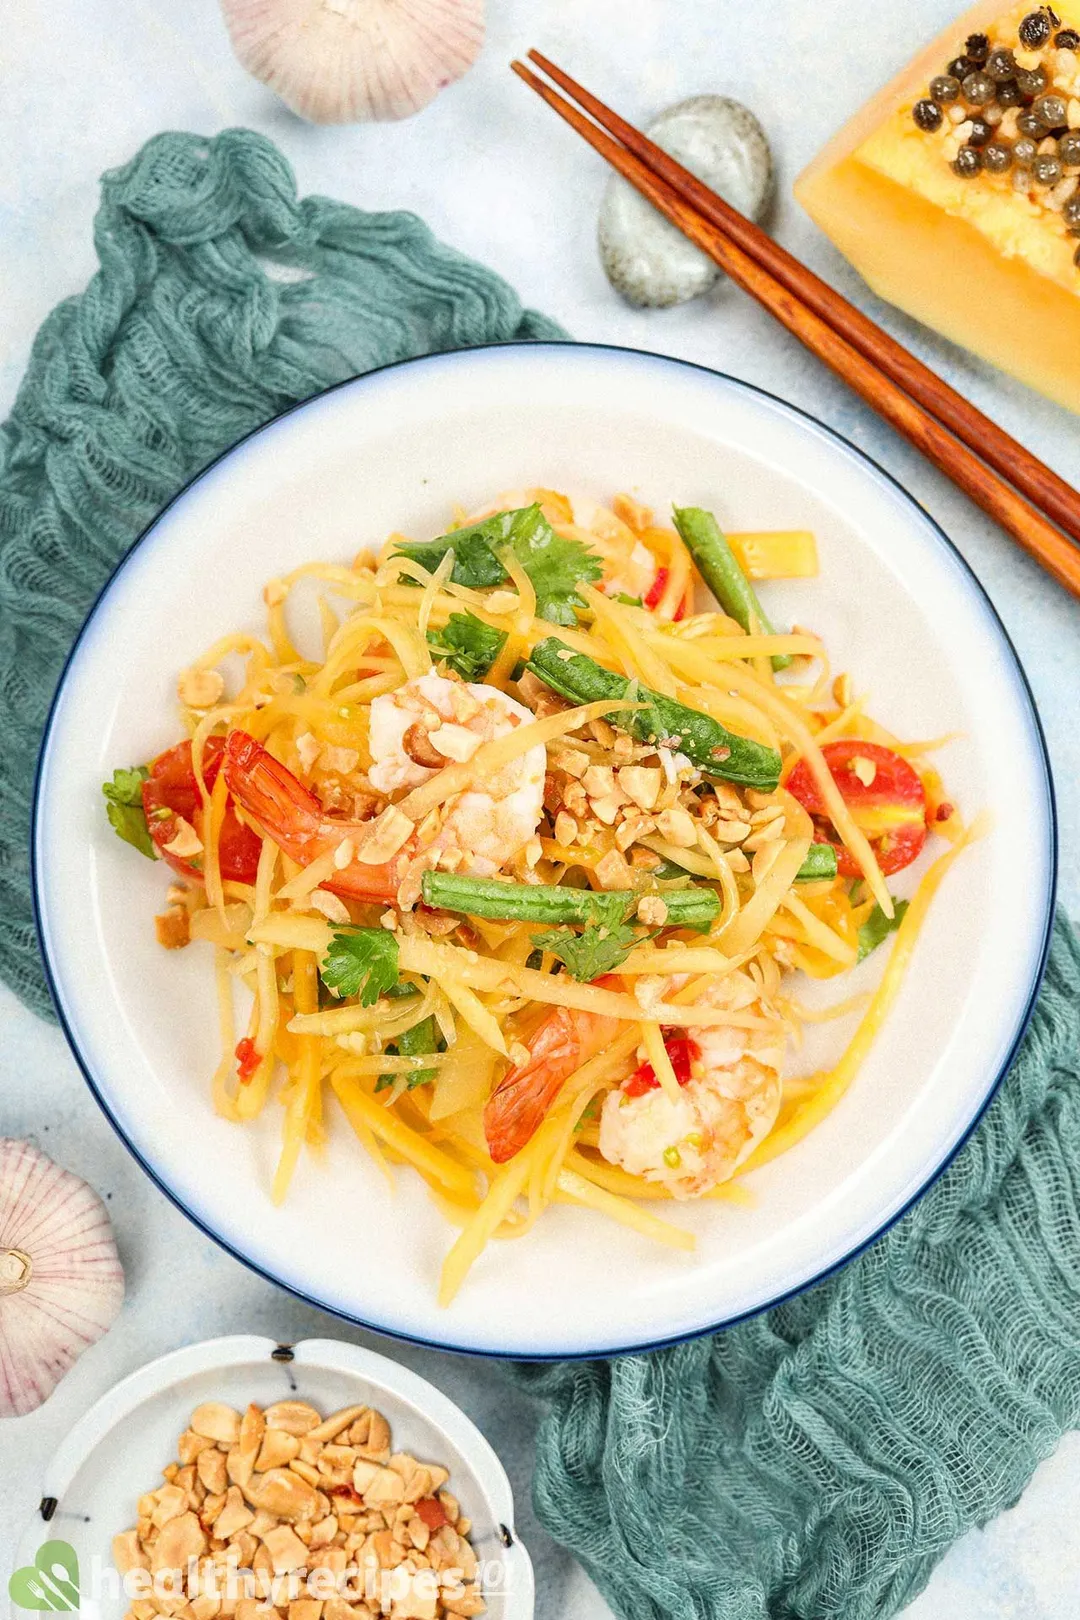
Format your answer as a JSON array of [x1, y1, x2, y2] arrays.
[[644, 568, 668, 610], [235, 1037, 261, 1083], [623, 1032, 699, 1098]]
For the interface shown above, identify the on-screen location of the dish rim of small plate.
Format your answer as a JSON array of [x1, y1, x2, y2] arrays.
[[31, 339, 1059, 1362], [11, 1333, 534, 1620]]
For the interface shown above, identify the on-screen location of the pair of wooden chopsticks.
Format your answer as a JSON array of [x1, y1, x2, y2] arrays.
[[513, 51, 1080, 600]]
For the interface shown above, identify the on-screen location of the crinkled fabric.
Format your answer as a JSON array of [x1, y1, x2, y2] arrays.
[[516, 918, 1080, 1619], [0, 126, 563, 1017]]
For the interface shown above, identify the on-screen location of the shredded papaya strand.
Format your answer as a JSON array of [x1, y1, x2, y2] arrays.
[[690, 632, 825, 661], [555, 1168, 695, 1250], [739, 818, 985, 1178], [694, 825, 741, 929], [656, 526, 691, 622], [583, 586, 677, 695], [267, 597, 301, 665], [567, 1148, 753, 1206], [640, 1021, 682, 1104], [330, 1068, 476, 1199], [779, 891, 857, 966], [654, 634, 892, 915], [439, 1149, 536, 1306], [271, 950, 320, 1203], [416, 549, 455, 658], [808, 697, 868, 750], [210, 946, 241, 1123], [717, 797, 813, 959], [202, 767, 230, 921]]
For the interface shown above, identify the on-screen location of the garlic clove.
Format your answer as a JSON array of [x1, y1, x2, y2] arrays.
[[221, 0, 485, 125], [0, 1140, 124, 1418]]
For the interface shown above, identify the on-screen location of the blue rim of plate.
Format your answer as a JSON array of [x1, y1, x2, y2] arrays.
[[31, 340, 1058, 1362]]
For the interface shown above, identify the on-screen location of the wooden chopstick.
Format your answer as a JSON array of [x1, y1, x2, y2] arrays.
[[527, 49, 1080, 554], [512, 55, 1080, 600]]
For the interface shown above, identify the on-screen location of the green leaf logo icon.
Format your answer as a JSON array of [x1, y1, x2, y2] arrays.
[[8, 1542, 80, 1611]]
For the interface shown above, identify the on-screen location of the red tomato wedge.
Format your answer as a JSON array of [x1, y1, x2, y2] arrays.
[[142, 737, 261, 884], [623, 1032, 699, 1098], [786, 740, 927, 878]]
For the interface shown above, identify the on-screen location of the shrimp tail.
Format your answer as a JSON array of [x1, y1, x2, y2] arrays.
[[223, 729, 412, 905], [224, 731, 326, 862], [484, 1001, 622, 1164]]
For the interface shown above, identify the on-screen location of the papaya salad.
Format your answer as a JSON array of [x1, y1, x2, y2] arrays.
[[101, 489, 971, 1304]]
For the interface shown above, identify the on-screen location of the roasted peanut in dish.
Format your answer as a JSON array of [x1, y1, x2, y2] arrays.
[[113, 1398, 484, 1620]]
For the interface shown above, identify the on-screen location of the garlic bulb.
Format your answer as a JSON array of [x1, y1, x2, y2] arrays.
[[0, 1140, 124, 1418], [221, 0, 485, 124]]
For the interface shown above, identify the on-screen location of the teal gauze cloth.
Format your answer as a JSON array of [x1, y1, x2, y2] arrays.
[[4, 127, 1080, 1620]]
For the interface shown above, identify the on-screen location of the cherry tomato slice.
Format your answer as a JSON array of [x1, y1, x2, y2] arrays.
[[786, 740, 927, 878], [623, 1032, 699, 1098], [142, 738, 261, 884]]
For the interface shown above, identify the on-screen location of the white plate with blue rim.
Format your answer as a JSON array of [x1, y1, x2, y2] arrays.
[[9, 1335, 533, 1620], [32, 342, 1056, 1359]]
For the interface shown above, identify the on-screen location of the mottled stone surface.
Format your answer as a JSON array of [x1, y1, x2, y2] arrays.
[[598, 95, 773, 307]]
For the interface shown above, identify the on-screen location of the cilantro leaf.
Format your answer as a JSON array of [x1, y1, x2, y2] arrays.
[[427, 612, 508, 681], [320, 926, 400, 1005], [531, 921, 642, 982], [856, 899, 909, 963], [376, 1014, 441, 1092], [102, 765, 155, 859], [395, 505, 603, 627]]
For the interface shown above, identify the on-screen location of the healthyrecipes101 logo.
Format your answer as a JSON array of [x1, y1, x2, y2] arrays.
[[9, 1543, 80, 1611], [9, 1538, 503, 1616]]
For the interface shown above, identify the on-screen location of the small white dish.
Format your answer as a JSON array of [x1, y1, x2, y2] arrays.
[[9, 1335, 533, 1620], [33, 343, 1056, 1358]]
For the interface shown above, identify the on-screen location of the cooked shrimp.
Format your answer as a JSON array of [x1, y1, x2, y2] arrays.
[[223, 731, 409, 903], [484, 992, 622, 1164], [224, 675, 545, 906], [484, 968, 787, 1193], [599, 972, 787, 1198], [368, 674, 545, 877]]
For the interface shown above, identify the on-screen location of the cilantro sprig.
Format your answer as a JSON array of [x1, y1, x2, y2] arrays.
[[320, 926, 400, 1005], [531, 920, 644, 982], [102, 765, 155, 859], [427, 611, 507, 681], [856, 899, 909, 963], [395, 504, 603, 627]]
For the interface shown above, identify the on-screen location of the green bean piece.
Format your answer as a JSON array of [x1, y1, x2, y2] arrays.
[[672, 505, 792, 671], [795, 843, 839, 882], [421, 872, 719, 933], [526, 637, 782, 792]]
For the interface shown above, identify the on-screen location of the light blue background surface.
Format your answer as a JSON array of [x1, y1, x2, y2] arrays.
[[3, 2, 1079, 1616]]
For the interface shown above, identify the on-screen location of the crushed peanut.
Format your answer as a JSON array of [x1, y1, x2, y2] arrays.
[[163, 817, 203, 860], [178, 667, 226, 710], [113, 1399, 484, 1620]]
